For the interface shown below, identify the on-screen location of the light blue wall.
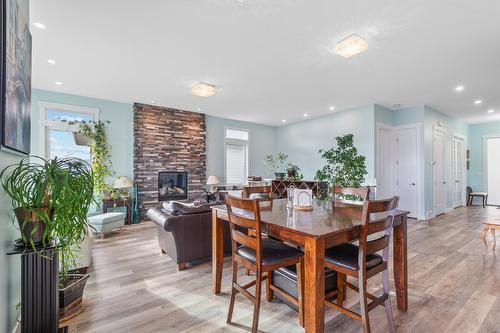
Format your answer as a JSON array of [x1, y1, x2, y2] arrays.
[[393, 106, 425, 126], [468, 120, 500, 191], [374, 104, 395, 126], [1, 1, 29, 331], [206, 116, 277, 182], [31, 90, 134, 181], [276, 105, 376, 184]]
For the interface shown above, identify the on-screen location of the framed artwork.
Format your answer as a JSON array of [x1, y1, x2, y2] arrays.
[[1, 0, 31, 155]]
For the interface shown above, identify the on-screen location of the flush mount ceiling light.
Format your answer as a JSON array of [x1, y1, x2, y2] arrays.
[[191, 82, 217, 97], [335, 34, 369, 59]]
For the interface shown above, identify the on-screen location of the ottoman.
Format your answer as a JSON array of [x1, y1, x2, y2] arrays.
[[273, 265, 338, 311], [88, 212, 126, 239]]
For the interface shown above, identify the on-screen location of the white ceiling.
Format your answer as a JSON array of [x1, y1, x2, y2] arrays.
[[30, 0, 500, 125]]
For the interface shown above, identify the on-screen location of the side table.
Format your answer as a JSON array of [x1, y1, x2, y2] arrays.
[[102, 198, 133, 225], [481, 221, 500, 254]]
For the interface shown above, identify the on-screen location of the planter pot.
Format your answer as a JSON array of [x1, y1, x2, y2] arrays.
[[275, 172, 286, 180], [72, 132, 90, 146], [287, 170, 297, 178], [14, 207, 52, 245], [59, 273, 90, 323]]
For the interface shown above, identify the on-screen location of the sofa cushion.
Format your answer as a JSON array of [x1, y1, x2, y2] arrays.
[[171, 202, 211, 216]]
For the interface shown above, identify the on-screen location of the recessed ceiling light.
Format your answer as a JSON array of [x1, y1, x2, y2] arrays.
[[282, 119, 287, 123], [191, 82, 217, 97], [47, 59, 56, 65], [303, 113, 308, 117], [34, 22, 46, 30], [197, 108, 202, 111], [488, 109, 495, 114], [455, 85, 464, 92], [335, 34, 369, 59], [329, 106, 335, 111], [55, 81, 62, 86], [474, 99, 482, 105], [151, 100, 156, 103]]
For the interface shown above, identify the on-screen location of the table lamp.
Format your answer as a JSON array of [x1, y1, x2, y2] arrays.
[[114, 176, 133, 189], [206, 175, 220, 194]]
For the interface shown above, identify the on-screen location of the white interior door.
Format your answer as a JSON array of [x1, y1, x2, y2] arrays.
[[487, 137, 500, 206], [452, 137, 465, 208], [396, 127, 418, 218], [434, 130, 446, 215], [376, 126, 394, 199]]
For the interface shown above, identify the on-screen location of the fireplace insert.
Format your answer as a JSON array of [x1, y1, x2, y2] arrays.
[[158, 171, 188, 201]]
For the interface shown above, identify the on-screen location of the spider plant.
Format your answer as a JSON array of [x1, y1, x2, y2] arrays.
[[1, 156, 95, 282]]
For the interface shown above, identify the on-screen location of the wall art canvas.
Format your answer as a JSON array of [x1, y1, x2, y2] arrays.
[[1, 0, 31, 154]]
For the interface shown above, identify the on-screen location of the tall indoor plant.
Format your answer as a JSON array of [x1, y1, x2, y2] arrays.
[[315, 134, 368, 198], [1, 156, 95, 320], [264, 152, 288, 179]]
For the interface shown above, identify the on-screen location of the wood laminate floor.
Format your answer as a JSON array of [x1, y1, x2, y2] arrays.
[[67, 206, 500, 333]]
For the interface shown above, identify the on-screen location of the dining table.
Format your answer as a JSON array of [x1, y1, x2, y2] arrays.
[[211, 198, 409, 333]]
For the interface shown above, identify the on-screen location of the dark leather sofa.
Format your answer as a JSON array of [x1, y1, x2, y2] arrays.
[[147, 204, 232, 270]]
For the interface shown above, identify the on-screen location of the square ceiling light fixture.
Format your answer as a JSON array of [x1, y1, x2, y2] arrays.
[[335, 34, 369, 59], [191, 82, 217, 97]]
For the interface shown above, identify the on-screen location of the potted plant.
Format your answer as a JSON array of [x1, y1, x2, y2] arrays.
[[315, 134, 368, 200], [285, 164, 304, 181], [264, 152, 289, 179], [1, 157, 95, 321], [0, 157, 54, 248]]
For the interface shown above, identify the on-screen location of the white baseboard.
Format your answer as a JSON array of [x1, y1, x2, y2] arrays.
[[445, 207, 454, 213], [425, 211, 435, 220]]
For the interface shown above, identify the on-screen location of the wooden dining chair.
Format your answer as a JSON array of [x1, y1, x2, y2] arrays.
[[225, 195, 304, 333], [324, 196, 399, 333], [242, 185, 273, 202], [332, 186, 370, 204]]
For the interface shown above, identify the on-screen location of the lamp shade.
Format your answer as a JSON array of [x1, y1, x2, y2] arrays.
[[206, 175, 220, 186], [114, 176, 133, 189]]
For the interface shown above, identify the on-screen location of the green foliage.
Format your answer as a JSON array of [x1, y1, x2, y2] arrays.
[[315, 134, 367, 198], [285, 163, 303, 181], [0, 157, 95, 282], [263, 152, 289, 176], [79, 121, 114, 194]]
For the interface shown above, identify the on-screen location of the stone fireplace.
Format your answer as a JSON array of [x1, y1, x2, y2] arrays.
[[133, 103, 206, 216]]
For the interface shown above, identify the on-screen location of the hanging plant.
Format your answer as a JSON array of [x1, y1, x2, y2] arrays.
[[79, 121, 114, 194]]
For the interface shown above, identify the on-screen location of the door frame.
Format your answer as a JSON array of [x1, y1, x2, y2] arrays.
[[432, 125, 448, 216], [452, 133, 467, 208], [483, 134, 500, 205]]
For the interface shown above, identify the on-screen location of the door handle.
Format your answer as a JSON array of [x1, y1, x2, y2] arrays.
[[409, 182, 416, 186], [443, 181, 446, 184]]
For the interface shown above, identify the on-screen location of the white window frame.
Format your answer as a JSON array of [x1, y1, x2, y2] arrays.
[[224, 126, 250, 186], [38, 102, 100, 159]]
